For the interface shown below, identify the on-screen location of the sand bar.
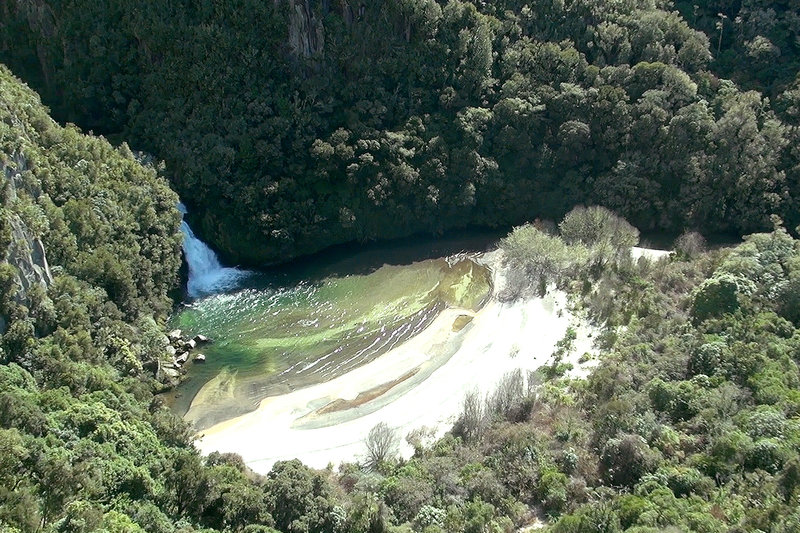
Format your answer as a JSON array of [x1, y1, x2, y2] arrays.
[[195, 248, 670, 471], [195, 250, 600, 472]]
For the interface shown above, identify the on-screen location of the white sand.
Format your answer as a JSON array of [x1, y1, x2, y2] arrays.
[[631, 246, 672, 262], [195, 249, 597, 473]]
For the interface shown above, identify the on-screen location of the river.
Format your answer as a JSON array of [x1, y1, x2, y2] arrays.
[[165, 206, 504, 430]]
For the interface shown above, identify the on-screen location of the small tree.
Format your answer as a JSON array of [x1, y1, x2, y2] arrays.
[[674, 231, 707, 259], [486, 369, 525, 421], [690, 273, 754, 323], [559, 205, 639, 251], [453, 389, 486, 443], [406, 426, 435, 456], [600, 434, 661, 487], [364, 422, 398, 471], [500, 224, 580, 296], [778, 272, 800, 325]]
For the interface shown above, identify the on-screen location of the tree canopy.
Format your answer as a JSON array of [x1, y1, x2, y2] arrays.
[[2, 0, 800, 264], [2, 1, 800, 531]]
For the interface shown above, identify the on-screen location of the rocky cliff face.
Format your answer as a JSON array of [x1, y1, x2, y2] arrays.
[[1, 151, 53, 332], [287, 0, 325, 57], [2, 0, 59, 88]]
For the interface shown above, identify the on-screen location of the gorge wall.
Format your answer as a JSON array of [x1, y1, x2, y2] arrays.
[[1, 0, 799, 266]]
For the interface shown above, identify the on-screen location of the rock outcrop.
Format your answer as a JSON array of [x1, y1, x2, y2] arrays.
[[3, 0, 59, 88], [0, 152, 54, 333], [157, 330, 212, 386], [287, 0, 325, 57]]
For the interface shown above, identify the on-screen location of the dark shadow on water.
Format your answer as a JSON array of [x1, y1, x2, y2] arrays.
[[187, 224, 746, 301], [226, 226, 510, 292], [250, 225, 745, 287], [177, 217, 749, 307]]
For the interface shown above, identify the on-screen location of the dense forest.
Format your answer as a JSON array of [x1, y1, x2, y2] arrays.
[[2, 0, 799, 264], [2, 0, 800, 531], [4, 84, 800, 531], [675, 0, 800, 95]]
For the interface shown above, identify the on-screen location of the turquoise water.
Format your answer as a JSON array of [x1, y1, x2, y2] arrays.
[[165, 233, 500, 429]]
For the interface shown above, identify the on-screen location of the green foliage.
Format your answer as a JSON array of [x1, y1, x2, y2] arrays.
[[600, 434, 661, 487], [559, 206, 639, 252], [552, 503, 621, 533], [675, 1, 800, 97], [690, 274, 751, 323], [1, 4, 800, 529], [265, 460, 337, 533], [500, 224, 585, 296], [500, 207, 648, 299], [453, 222, 800, 531], [413, 505, 446, 531], [674, 232, 707, 260], [2, 0, 798, 264], [0, 67, 291, 533], [538, 468, 569, 516]]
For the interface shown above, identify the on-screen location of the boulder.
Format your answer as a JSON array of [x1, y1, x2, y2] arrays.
[[193, 334, 211, 344], [184, 339, 197, 350], [195, 353, 206, 363], [166, 345, 176, 356], [168, 329, 182, 341], [162, 367, 180, 378], [176, 352, 189, 364]]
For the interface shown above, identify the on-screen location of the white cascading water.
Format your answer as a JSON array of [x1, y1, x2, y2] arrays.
[[178, 203, 246, 298]]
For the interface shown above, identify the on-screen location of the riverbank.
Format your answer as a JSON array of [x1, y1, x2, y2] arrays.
[[169, 254, 492, 429], [195, 250, 599, 472]]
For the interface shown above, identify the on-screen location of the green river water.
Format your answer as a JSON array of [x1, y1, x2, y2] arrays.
[[166, 232, 500, 430]]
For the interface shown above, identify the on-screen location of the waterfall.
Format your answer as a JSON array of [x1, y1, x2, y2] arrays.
[[179, 203, 246, 298]]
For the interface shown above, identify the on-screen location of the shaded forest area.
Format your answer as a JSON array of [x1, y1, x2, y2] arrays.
[[2, 0, 799, 264], [3, 82, 800, 532], [3, 1, 800, 532], [676, 0, 800, 95]]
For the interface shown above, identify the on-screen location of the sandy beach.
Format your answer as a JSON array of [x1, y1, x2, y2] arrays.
[[632, 246, 673, 261], [194, 249, 602, 472]]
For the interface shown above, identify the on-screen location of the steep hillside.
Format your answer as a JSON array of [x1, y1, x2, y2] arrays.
[[4, 68, 800, 531], [3, 0, 799, 264], [0, 66, 212, 531]]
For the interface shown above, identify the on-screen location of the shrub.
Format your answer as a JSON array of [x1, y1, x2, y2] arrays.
[[559, 206, 639, 250], [688, 342, 725, 377], [690, 273, 754, 323], [500, 225, 582, 296], [486, 370, 526, 422], [365, 422, 400, 471], [600, 434, 661, 487], [414, 505, 446, 530], [674, 231, 707, 259], [552, 503, 622, 533], [538, 468, 569, 516], [453, 389, 486, 443]]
